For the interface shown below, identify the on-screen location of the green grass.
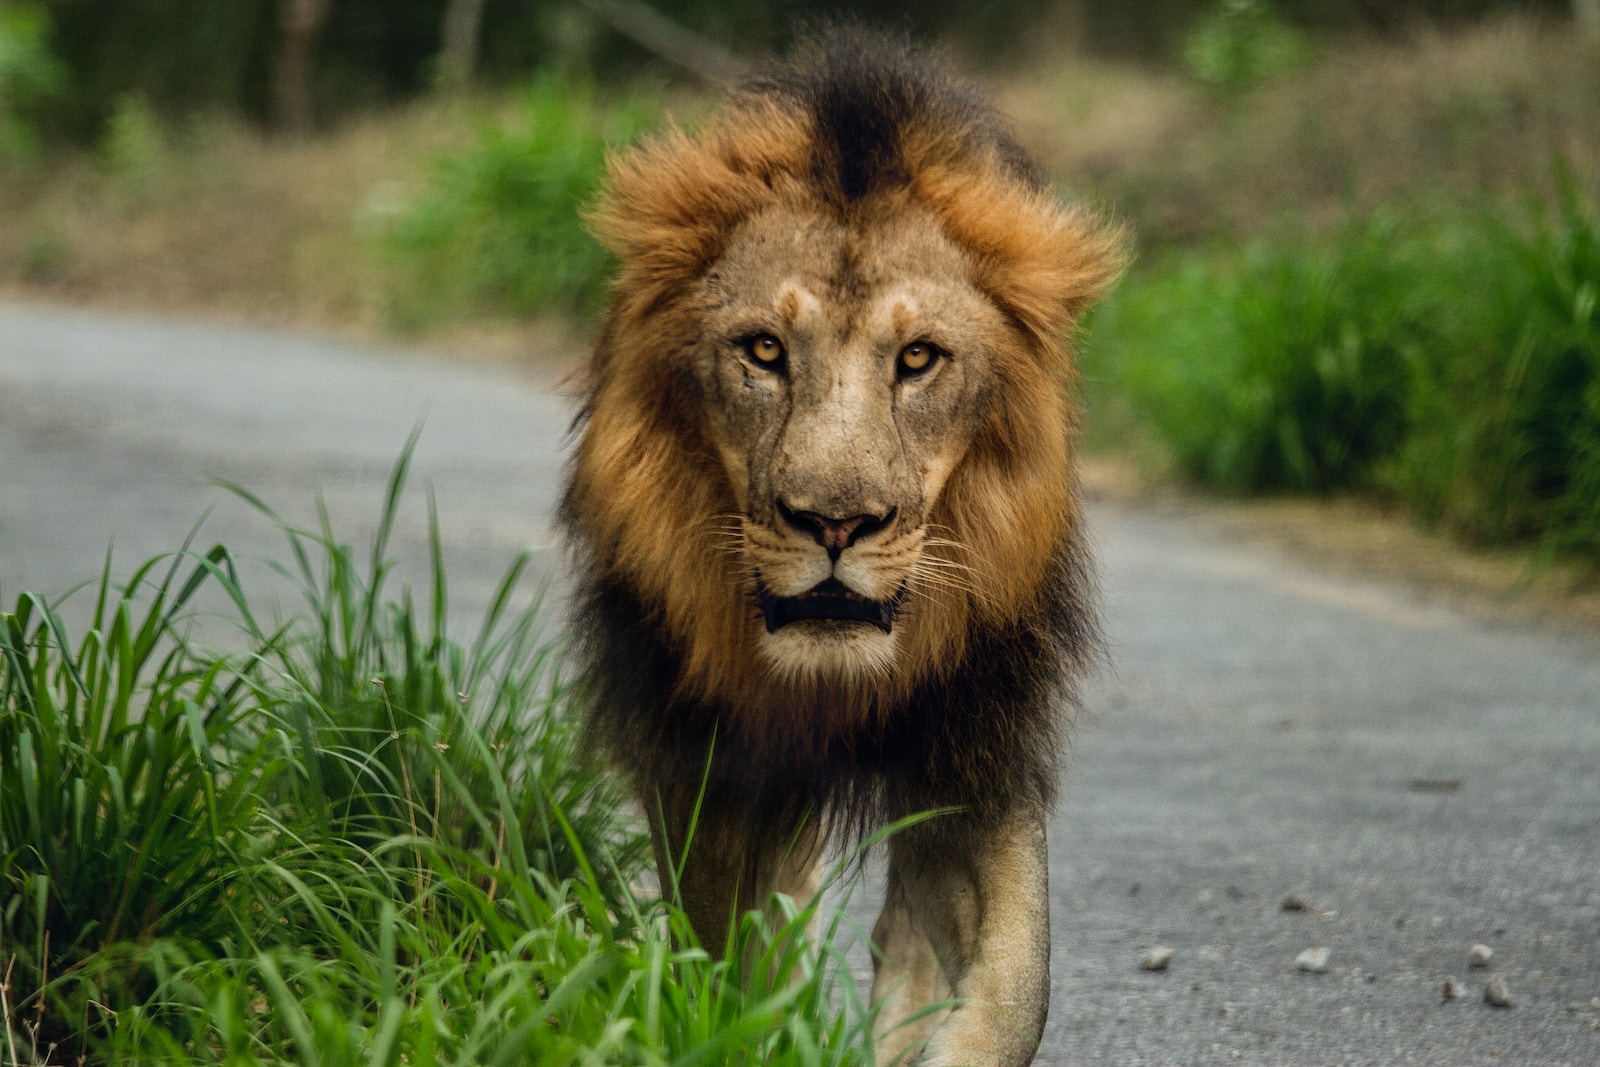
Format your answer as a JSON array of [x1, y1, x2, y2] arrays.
[[1085, 213, 1425, 493], [1, 444, 877, 1065], [1392, 175, 1600, 553], [373, 76, 657, 330], [1084, 172, 1600, 558]]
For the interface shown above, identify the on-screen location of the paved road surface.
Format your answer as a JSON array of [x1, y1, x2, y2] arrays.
[[3, 303, 1598, 1065]]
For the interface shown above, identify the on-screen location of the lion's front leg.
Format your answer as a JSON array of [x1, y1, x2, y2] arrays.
[[877, 808, 1050, 1067], [870, 875, 953, 1065], [646, 785, 825, 960]]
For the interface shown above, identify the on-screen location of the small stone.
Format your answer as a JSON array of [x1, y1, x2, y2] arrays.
[[1141, 946, 1175, 971], [1441, 976, 1458, 1000], [1295, 947, 1331, 973], [1469, 943, 1494, 968], [1591, 997, 1600, 1010], [1484, 975, 1513, 1008], [1407, 777, 1461, 793], [1281, 894, 1312, 913]]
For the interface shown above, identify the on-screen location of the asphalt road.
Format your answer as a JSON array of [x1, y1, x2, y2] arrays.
[[3, 302, 1598, 1065]]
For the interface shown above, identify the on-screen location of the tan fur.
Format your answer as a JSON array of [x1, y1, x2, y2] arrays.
[[570, 93, 1119, 754], [563, 29, 1123, 1067]]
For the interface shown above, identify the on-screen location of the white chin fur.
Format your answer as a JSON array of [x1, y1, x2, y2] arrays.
[[758, 622, 899, 684]]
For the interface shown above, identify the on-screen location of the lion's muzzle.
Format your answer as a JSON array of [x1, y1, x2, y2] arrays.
[[757, 576, 904, 634]]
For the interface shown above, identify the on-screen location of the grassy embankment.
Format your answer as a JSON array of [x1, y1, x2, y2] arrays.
[[1020, 20, 1600, 560], [1, 448, 879, 1064], [1016, 16, 1600, 605]]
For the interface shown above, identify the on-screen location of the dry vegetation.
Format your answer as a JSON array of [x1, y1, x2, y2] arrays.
[[0, 100, 477, 336], [3, 17, 1594, 329], [1002, 16, 1600, 242]]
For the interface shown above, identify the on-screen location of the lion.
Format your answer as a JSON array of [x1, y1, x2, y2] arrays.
[[560, 25, 1122, 1067]]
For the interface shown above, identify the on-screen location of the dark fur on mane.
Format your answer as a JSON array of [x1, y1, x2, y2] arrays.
[[567, 521, 1096, 851], [737, 23, 1045, 205]]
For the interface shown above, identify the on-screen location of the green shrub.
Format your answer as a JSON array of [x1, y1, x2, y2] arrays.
[[100, 95, 166, 199], [1182, 0, 1310, 100], [1393, 179, 1600, 552], [1089, 216, 1426, 493], [1086, 176, 1600, 559], [375, 76, 655, 330]]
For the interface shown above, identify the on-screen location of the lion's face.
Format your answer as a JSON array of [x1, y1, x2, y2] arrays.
[[569, 91, 1121, 729], [690, 203, 1004, 680]]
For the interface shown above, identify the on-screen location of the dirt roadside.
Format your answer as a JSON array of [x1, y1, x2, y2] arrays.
[[1082, 454, 1600, 643]]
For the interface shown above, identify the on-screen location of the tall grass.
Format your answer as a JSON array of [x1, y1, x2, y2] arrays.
[[1, 447, 875, 1064], [1086, 174, 1600, 556], [1395, 177, 1600, 552], [1087, 214, 1426, 493]]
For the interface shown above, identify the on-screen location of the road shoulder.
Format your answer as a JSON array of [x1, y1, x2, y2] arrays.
[[1081, 455, 1600, 643]]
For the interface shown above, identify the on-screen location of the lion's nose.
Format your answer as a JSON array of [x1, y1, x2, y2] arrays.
[[777, 501, 896, 561]]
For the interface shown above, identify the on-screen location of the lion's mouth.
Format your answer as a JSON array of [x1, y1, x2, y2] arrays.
[[757, 577, 903, 635]]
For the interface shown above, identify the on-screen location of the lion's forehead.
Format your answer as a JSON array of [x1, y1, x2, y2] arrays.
[[710, 203, 983, 328]]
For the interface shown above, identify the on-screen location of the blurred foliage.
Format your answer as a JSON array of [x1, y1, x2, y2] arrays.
[[0, 2, 68, 162], [1183, 0, 1311, 98], [1086, 170, 1600, 555], [22, 0, 1582, 139], [371, 77, 656, 329], [99, 94, 166, 199], [1088, 215, 1426, 493], [1394, 171, 1600, 552]]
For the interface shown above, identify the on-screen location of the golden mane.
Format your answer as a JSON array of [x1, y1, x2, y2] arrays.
[[565, 38, 1122, 756], [563, 37, 1125, 1059]]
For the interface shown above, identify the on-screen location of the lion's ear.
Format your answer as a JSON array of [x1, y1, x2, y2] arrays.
[[999, 194, 1127, 344], [584, 127, 731, 283], [918, 162, 1127, 354], [585, 106, 813, 299]]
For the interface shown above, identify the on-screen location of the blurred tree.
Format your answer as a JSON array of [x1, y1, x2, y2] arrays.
[[274, 0, 331, 132], [17, 0, 1584, 143], [1054, 0, 1090, 51], [1576, 0, 1599, 34], [439, 0, 487, 86], [579, 0, 743, 84]]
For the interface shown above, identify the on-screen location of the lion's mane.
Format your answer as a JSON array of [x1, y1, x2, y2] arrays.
[[561, 27, 1122, 844]]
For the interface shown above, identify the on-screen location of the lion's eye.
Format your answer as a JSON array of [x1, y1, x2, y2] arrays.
[[743, 333, 786, 370], [897, 341, 941, 378]]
